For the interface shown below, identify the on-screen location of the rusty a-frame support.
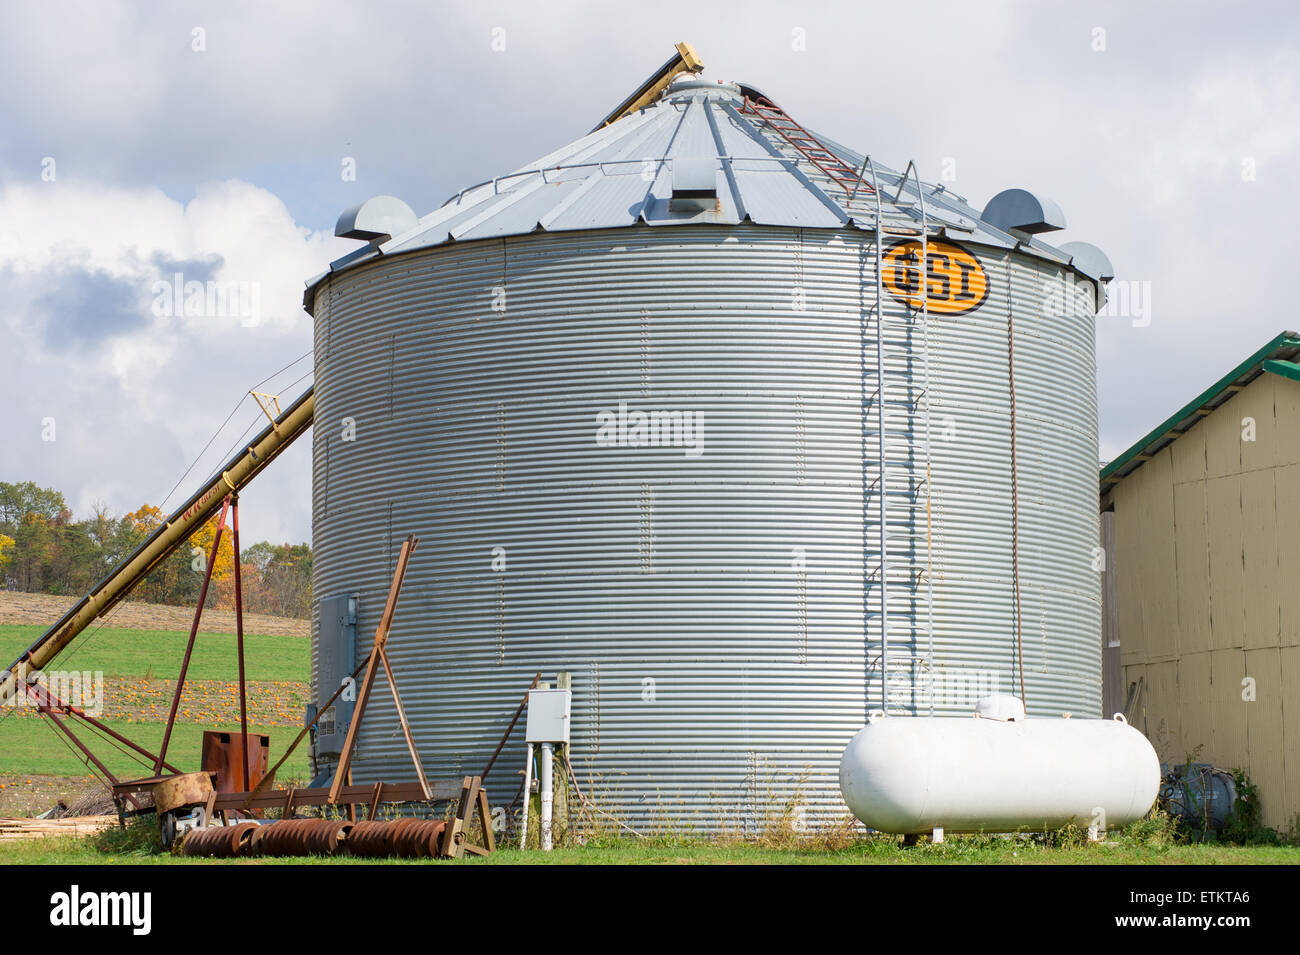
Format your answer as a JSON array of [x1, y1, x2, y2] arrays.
[[328, 535, 431, 805]]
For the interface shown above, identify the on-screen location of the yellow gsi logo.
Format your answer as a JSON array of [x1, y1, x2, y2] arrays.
[[881, 239, 989, 315]]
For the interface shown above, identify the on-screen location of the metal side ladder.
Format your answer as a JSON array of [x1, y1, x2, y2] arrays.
[[862, 159, 937, 717]]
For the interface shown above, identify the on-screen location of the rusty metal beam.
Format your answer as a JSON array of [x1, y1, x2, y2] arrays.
[[481, 672, 541, 783], [244, 657, 368, 808], [23, 678, 182, 775], [328, 535, 418, 804], [378, 646, 431, 800], [155, 495, 230, 773], [231, 496, 251, 790]]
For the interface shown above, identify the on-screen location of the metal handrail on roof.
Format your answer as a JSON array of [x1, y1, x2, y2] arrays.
[[439, 155, 840, 209]]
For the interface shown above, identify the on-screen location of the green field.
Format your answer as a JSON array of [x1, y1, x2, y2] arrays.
[[0, 624, 308, 683], [0, 623, 310, 786], [0, 714, 310, 778]]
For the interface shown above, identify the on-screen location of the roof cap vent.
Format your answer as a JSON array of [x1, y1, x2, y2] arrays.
[[669, 157, 718, 212], [1058, 241, 1114, 282], [980, 188, 1066, 235], [336, 195, 418, 242]]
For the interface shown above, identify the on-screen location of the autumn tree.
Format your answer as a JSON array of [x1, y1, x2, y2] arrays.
[[2, 482, 311, 617]]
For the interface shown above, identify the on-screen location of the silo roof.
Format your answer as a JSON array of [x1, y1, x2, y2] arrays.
[[306, 76, 1087, 310]]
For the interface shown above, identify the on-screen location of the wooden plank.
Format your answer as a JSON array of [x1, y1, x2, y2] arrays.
[[1243, 648, 1286, 829], [1112, 489, 1145, 668], [1135, 451, 1178, 661], [0, 816, 116, 840], [477, 786, 495, 854], [1169, 414, 1208, 485], [378, 646, 431, 799], [1277, 465, 1300, 648], [1280, 647, 1300, 830], [440, 778, 470, 859], [1144, 660, 1181, 761], [1272, 377, 1300, 467], [372, 535, 418, 654], [1205, 475, 1246, 651], [245, 656, 368, 807], [329, 649, 381, 804], [1241, 468, 1281, 651], [1172, 481, 1211, 656], [212, 780, 464, 812], [1178, 652, 1214, 763], [1235, 374, 1276, 473], [1203, 391, 1244, 480], [329, 535, 417, 804], [1210, 649, 1247, 770]]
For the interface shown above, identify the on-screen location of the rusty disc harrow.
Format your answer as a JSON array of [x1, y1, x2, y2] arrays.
[[180, 817, 448, 858], [181, 821, 257, 857], [345, 818, 446, 858], [249, 818, 351, 856]]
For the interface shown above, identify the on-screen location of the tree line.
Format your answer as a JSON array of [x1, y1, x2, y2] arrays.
[[0, 481, 311, 619]]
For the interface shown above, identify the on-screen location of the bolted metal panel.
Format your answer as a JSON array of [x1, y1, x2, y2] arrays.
[[310, 224, 1100, 830], [313, 593, 357, 758]]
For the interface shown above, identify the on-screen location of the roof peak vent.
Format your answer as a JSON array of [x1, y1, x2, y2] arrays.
[[981, 188, 1066, 235]]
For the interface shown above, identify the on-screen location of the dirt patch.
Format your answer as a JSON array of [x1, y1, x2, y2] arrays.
[[0, 775, 104, 817], [0, 591, 308, 637]]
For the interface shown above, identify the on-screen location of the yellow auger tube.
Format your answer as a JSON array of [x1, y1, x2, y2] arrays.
[[591, 41, 703, 132], [0, 386, 314, 706]]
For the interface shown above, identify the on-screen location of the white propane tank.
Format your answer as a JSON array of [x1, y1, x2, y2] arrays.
[[838, 699, 1160, 834]]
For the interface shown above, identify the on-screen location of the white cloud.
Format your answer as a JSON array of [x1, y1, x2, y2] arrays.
[[0, 178, 348, 543], [2, 0, 1299, 531]]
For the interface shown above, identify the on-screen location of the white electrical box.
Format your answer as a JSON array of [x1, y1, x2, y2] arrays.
[[525, 688, 571, 743]]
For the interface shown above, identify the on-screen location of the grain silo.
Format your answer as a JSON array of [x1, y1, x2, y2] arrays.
[[303, 71, 1113, 829]]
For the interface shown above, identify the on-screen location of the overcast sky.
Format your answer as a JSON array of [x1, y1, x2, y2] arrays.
[[2, 1, 1297, 544]]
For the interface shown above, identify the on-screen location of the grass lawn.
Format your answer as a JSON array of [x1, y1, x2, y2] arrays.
[[0, 624, 308, 683], [0, 623, 310, 789], [0, 714, 310, 779], [1, 832, 1296, 865]]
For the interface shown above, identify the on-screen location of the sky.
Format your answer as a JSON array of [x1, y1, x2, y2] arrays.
[[1, 0, 1298, 545]]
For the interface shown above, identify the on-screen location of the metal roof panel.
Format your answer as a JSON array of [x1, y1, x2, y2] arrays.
[[312, 75, 1097, 308]]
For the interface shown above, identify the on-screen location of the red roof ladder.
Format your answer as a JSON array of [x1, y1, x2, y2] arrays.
[[740, 96, 875, 202]]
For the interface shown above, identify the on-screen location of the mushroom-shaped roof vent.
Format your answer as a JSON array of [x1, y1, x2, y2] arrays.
[[980, 188, 1066, 234], [336, 196, 418, 242], [1059, 241, 1114, 283]]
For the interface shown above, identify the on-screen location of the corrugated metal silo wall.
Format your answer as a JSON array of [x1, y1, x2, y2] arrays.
[[309, 225, 1101, 831]]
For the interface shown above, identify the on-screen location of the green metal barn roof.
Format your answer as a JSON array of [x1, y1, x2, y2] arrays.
[[1100, 330, 1300, 494]]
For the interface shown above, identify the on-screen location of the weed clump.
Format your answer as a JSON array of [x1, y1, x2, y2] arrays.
[[94, 816, 163, 856]]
